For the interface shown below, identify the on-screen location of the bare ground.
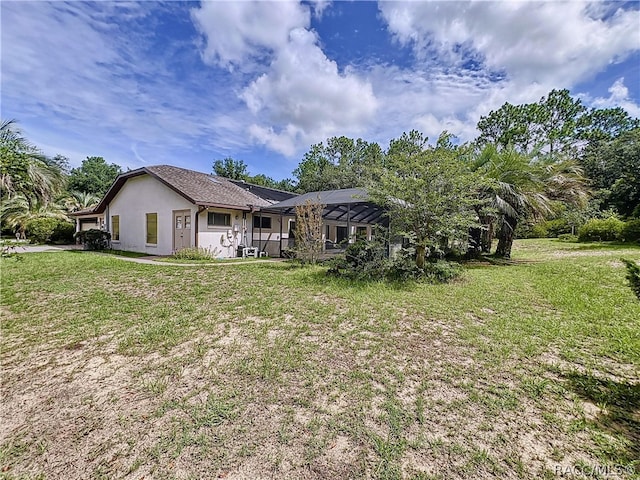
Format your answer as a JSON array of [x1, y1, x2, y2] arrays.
[[2, 312, 637, 479]]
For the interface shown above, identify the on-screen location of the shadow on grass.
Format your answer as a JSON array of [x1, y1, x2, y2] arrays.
[[462, 255, 537, 268], [563, 370, 640, 467], [567, 242, 640, 252]]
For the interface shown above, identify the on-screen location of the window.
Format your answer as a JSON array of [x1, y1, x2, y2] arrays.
[[146, 213, 157, 244], [356, 226, 367, 240], [207, 212, 231, 226], [111, 215, 120, 241], [253, 215, 272, 229]]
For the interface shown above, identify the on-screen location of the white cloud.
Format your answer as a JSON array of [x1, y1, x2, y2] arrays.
[[190, 1, 310, 68], [589, 78, 640, 118], [192, 1, 377, 156], [241, 28, 378, 155], [2, 0, 637, 180], [1, 2, 255, 169], [379, 1, 640, 87]]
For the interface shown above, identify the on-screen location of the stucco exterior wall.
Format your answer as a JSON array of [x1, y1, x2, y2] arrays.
[[197, 208, 252, 258], [108, 175, 193, 256]]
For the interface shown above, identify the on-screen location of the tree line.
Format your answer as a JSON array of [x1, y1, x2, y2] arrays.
[[2, 88, 638, 257], [218, 89, 639, 260], [1, 119, 123, 241]]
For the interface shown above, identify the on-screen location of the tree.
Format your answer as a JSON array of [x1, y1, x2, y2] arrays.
[[243, 173, 296, 192], [0, 195, 69, 239], [580, 128, 640, 217], [64, 191, 101, 212], [293, 199, 325, 264], [0, 119, 66, 207], [293, 136, 384, 193], [372, 131, 480, 269], [212, 157, 249, 180], [476, 89, 638, 160], [477, 90, 587, 157], [67, 156, 122, 197], [471, 145, 588, 258], [44, 154, 71, 175], [578, 107, 640, 144]]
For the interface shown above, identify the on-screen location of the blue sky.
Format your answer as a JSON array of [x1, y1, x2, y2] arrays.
[[2, 1, 639, 181]]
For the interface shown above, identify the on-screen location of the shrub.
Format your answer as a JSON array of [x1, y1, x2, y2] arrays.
[[557, 234, 578, 243], [328, 240, 390, 280], [75, 229, 111, 250], [171, 246, 220, 260], [51, 221, 75, 244], [529, 223, 549, 239], [25, 217, 59, 243], [328, 241, 463, 283], [578, 217, 624, 242], [621, 219, 640, 243], [621, 258, 640, 300], [545, 218, 571, 237]]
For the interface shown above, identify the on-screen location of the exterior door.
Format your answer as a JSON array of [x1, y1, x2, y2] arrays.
[[173, 210, 191, 251]]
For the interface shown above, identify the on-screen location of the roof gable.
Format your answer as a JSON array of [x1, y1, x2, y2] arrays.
[[94, 165, 272, 213]]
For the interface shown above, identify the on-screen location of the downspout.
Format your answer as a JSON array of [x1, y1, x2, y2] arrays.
[[195, 205, 206, 247]]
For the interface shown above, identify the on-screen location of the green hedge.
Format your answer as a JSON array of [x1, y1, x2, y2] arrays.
[[621, 219, 640, 243], [25, 217, 59, 243], [578, 217, 625, 242], [75, 229, 111, 250]]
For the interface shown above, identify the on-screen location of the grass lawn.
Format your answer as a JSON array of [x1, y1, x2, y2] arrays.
[[1, 239, 638, 479]]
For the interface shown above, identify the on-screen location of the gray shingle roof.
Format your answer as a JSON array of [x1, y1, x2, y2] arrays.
[[146, 165, 271, 208], [95, 165, 272, 213]]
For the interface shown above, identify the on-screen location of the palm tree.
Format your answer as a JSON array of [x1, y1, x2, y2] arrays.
[[64, 191, 100, 212], [1, 195, 69, 239], [1, 119, 66, 205], [471, 145, 588, 258]]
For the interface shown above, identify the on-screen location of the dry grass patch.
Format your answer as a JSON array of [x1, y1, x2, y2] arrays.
[[1, 241, 639, 479]]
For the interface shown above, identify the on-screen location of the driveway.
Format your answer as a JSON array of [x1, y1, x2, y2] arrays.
[[7, 244, 84, 253]]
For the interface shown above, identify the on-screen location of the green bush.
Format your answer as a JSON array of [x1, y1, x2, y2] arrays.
[[621, 219, 640, 243], [529, 223, 549, 239], [328, 241, 463, 283], [75, 229, 111, 250], [51, 221, 75, 244], [578, 217, 625, 242], [621, 258, 640, 300], [328, 240, 390, 280], [171, 246, 220, 260], [557, 234, 578, 242], [545, 218, 572, 237], [25, 217, 59, 243]]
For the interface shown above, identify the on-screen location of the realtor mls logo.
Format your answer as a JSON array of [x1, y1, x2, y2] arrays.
[[554, 464, 634, 477]]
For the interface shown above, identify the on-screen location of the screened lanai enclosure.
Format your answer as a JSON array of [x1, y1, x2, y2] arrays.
[[255, 188, 390, 257]]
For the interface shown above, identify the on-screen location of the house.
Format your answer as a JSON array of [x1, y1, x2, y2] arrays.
[[80, 164, 389, 258], [90, 165, 296, 258], [69, 208, 105, 233]]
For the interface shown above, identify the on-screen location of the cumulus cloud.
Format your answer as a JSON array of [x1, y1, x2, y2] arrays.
[[190, 1, 310, 68], [192, 1, 377, 156], [241, 28, 377, 155], [379, 1, 640, 87], [590, 78, 640, 118]]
